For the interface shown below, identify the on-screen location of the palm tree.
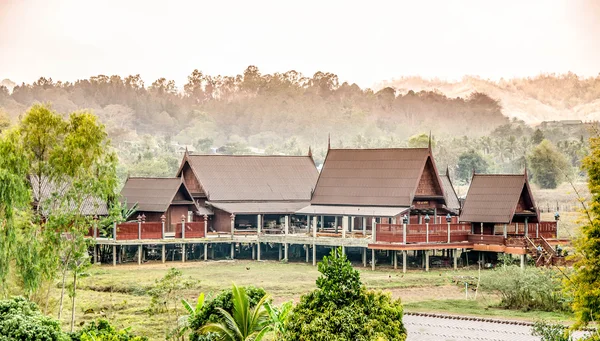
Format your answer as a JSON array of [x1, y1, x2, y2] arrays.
[[176, 292, 205, 339], [265, 301, 293, 339], [199, 284, 271, 341]]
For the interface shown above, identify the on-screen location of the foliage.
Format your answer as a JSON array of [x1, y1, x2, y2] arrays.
[[528, 139, 571, 189], [568, 133, 600, 328], [0, 296, 69, 341], [283, 248, 406, 341], [69, 319, 148, 341], [456, 150, 489, 183], [189, 286, 268, 341], [531, 321, 572, 341], [176, 293, 205, 339], [532, 129, 545, 145], [265, 301, 293, 339], [148, 268, 196, 315], [480, 266, 569, 312], [199, 284, 271, 341]]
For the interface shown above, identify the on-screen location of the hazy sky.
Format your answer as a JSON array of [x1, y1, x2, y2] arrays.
[[0, 0, 599, 88]]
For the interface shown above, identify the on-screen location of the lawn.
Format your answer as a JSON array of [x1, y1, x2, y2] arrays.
[[46, 260, 573, 340]]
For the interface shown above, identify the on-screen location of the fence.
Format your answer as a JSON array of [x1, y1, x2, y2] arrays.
[[494, 221, 557, 239], [376, 223, 470, 243], [114, 221, 206, 240]]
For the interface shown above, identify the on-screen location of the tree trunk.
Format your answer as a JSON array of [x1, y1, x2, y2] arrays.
[[70, 271, 77, 332], [58, 268, 67, 319]]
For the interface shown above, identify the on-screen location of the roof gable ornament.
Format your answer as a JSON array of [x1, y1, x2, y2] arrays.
[[308, 146, 312, 157], [428, 131, 432, 151], [328, 133, 331, 151]]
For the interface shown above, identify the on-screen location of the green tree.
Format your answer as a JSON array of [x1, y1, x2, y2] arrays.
[[0, 296, 68, 341], [456, 150, 489, 184], [188, 286, 267, 341], [567, 133, 600, 328], [69, 319, 148, 341], [199, 284, 271, 341], [528, 139, 570, 189], [532, 129, 545, 145], [284, 248, 406, 341], [408, 133, 434, 148], [0, 109, 9, 132], [265, 301, 293, 339]]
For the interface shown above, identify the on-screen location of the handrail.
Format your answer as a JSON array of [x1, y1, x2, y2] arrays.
[[540, 237, 555, 255]]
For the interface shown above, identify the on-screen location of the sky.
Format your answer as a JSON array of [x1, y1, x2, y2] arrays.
[[0, 0, 599, 89]]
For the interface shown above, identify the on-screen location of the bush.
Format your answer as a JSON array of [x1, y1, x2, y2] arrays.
[[69, 319, 147, 341], [531, 321, 572, 341], [283, 248, 407, 341], [480, 266, 570, 312], [188, 286, 268, 341], [0, 296, 69, 341]]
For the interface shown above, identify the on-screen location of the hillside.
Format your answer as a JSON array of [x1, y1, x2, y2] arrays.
[[379, 74, 600, 124]]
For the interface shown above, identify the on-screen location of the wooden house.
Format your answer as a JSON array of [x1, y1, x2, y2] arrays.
[[176, 152, 319, 233], [120, 177, 210, 234]]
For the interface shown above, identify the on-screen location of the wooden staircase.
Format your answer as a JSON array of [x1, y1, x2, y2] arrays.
[[525, 236, 564, 267]]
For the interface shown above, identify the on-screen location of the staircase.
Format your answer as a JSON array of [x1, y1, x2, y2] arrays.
[[525, 236, 564, 267]]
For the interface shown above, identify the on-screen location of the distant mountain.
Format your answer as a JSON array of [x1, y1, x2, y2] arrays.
[[378, 74, 600, 125]]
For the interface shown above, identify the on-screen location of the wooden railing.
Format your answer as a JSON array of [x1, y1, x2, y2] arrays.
[[498, 221, 557, 238], [114, 221, 206, 240], [468, 234, 505, 245], [376, 223, 470, 243]]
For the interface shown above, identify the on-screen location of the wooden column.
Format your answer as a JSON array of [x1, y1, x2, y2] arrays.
[[503, 224, 508, 238], [305, 245, 309, 263], [181, 215, 186, 239], [161, 245, 165, 263], [138, 245, 142, 265], [525, 218, 529, 238], [252, 244, 255, 260], [284, 243, 288, 261], [447, 222, 451, 243], [402, 250, 407, 273], [363, 248, 367, 267], [230, 214, 235, 237], [312, 243, 316, 266], [279, 244, 282, 261], [204, 244, 208, 261], [341, 245, 345, 255], [536, 223, 539, 238], [137, 215, 142, 240], [371, 249, 376, 271], [372, 219, 377, 242], [350, 216, 355, 232], [453, 249, 458, 270], [362, 217, 367, 236], [257, 242, 261, 261], [284, 215, 290, 235], [312, 216, 317, 238], [393, 251, 397, 269], [112, 245, 116, 266], [426, 222, 430, 243], [230, 243, 235, 259], [480, 222, 483, 235], [320, 216, 324, 231], [182, 244, 186, 263], [425, 251, 430, 272], [113, 221, 117, 241], [161, 215, 166, 239], [403, 222, 407, 244], [334, 217, 339, 234], [342, 216, 348, 238], [204, 214, 208, 237], [520, 254, 526, 269], [257, 215, 262, 234]]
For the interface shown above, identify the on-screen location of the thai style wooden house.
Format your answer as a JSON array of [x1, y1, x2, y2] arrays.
[[120, 177, 210, 235], [176, 152, 319, 234], [297, 146, 458, 228]]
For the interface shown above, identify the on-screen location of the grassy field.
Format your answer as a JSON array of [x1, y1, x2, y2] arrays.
[[45, 260, 573, 340]]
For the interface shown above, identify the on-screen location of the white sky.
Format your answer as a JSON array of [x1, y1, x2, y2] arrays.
[[0, 0, 599, 88]]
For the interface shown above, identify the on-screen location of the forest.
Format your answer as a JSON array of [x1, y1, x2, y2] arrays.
[[0, 67, 592, 188]]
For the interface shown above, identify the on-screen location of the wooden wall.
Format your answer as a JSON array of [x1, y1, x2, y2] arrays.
[[213, 208, 232, 232], [181, 163, 204, 196], [416, 158, 443, 196]]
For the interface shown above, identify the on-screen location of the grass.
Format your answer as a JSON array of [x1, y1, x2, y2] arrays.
[[43, 260, 573, 340]]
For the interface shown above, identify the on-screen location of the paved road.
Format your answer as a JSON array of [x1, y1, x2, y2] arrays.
[[404, 314, 590, 341]]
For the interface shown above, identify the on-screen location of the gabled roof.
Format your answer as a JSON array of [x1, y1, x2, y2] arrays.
[[440, 169, 461, 212], [120, 177, 194, 212], [310, 148, 445, 207], [460, 173, 537, 224], [176, 154, 319, 202], [29, 175, 108, 216]]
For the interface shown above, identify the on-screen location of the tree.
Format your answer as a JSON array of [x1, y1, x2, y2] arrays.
[[532, 129, 545, 144], [188, 286, 267, 341], [69, 319, 148, 341], [265, 301, 292, 339], [0, 109, 9, 132], [199, 284, 271, 341], [527, 139, 570, 189], [284, 248, 406, 341], [0, 296, 68, 341], [408, 133, 434, 148], [567, 133, 600, 328], [456, 150, 489, 184]]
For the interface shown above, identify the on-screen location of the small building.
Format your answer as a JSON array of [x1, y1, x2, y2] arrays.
[[120, 177, 210, 234], [176, 152, 319, 233], [460, 172, 539, 236]]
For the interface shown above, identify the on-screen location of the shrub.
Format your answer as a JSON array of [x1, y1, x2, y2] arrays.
[[69, 319, 147, 341], [0, 296, 69, 341], [480, 266, 570, 312], [283, 248, 407, 341], [188, 286, 268, 341]]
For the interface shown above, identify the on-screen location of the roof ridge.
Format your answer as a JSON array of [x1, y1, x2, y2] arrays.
[[128, 177, 180, 180], [329, 147, 429, 151], [187, 154, 312, 158]]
